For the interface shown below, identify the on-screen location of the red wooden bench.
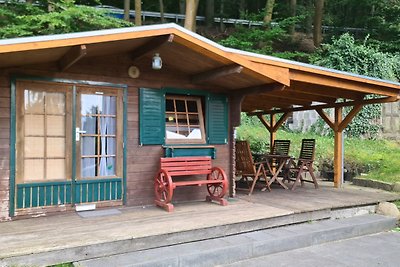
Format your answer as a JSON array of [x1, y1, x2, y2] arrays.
[[154, 156, 228, 212]]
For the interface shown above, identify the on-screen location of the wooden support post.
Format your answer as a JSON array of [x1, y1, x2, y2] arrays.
[[334, 107, 343, 188], [58, 45, 87, 72], [270, 114, 276, 152]]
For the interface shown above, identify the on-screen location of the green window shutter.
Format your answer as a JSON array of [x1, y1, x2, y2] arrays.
[[139, 88, 165, 145], [207, 94, 228, 144]]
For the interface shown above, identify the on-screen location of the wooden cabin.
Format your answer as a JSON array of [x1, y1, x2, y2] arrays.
[[0, 23, 399, 221]]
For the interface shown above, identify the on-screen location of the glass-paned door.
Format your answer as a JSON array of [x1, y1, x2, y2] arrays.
[[75, 87, 123, 203], [16, 81, 72, 209], [15, 81, 124, 210]]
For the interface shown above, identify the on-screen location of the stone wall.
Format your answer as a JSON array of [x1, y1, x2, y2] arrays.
[[287, 110, 319, 132], [381, 102, 400, 140]]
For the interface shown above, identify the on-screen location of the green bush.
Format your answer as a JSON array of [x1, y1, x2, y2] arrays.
[[0, 0, 133, 39]]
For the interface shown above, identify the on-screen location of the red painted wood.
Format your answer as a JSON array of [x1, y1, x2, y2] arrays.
[[154, 157, 228, 212]]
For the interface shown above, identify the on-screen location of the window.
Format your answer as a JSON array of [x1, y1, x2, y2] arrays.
[[139, 88, 228, 146], [165, 95, 206, 144]]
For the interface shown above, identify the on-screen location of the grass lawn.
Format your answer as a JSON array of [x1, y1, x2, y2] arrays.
[[237, 125, 400, 183]]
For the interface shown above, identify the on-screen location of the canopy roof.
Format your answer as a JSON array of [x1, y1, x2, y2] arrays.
[[0, 23, 399, 114]]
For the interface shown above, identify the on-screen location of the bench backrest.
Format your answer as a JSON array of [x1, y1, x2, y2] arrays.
[[160, 157, 212, 176]]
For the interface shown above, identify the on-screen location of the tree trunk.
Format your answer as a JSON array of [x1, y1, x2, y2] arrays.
[[179, 0, 186, 14], [239, 0, 247, 16], [184, 0, 200, 32], [135, 0, 142, 26], [219, 0, 225, 32], [263, 0, 275, 25], [160, 0, 165, 23], [205, 0, 215, 27], [305, 0, 313, 35], [289, 0, 297, 35], [124, 0, 130, 22], [313, 0, 324, 47]]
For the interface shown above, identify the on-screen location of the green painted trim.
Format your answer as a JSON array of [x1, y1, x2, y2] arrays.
[[123, 88, 128, 205], [13, 75, 126, 88], [75, 178, 122, 184], [9, 77, 16, 217], [17, 181, 70, 187], [164, 147, 216, 159], [71, 85, 77, 206]]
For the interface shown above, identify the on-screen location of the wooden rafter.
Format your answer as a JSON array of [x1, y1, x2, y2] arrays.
[[338, 104, 363, 132], [245, 94, 312, 107], [268, 91, 336, 104], [191, 64, 243, 84], [291, 70, 400, 97], [131, 34, 174, 61], [257, 114, 272, 132], [290, 82, 366, 100], [58, 45, 87, 71], [316, 109, 334, 130], [249, 96, 398, 116]]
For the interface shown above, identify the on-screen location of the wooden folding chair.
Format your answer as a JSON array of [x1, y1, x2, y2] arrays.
[[284, 139, 318, 191], [235, 140, 271, 195], [271, 140, 291, 156]]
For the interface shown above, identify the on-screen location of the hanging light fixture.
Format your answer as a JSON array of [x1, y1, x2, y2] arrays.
[[152, 53, 162, 70]]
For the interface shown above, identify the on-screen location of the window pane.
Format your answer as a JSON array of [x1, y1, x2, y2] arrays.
[[100, 117, 116, 135], [82, 116, 97, 134], [47, 137, 65, 158], [101, 96, 116, 115], [81, 94, 101, 115], [175, 100, 185, 112], [99, 157, 115, 176], [24, 90, 44, 114], [47, 115, 65, 136], [47, 159, 66, 180], [81, 137, 96, 156], [46, 93, 65, 115], [188, 127, 202, 139], [166, 99, 174, 112], [25, 137, 45, 157], [82, 158, 96, 178], [24, 159, 44, 181], [187, 101, 198, 112], [25, 114, 44, 136]]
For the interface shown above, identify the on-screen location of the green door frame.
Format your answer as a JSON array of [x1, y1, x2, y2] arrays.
[[9, 75, 128, 217]]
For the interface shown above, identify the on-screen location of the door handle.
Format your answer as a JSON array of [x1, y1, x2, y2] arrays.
[[76, 127, 87, 141]]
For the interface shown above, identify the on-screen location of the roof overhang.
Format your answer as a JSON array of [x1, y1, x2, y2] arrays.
[[0, 23, 399, 114]]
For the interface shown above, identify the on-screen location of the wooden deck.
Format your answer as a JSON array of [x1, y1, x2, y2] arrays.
[[1, 182, 399, 266]]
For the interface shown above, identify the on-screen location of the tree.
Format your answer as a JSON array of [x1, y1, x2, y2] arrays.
[[184, 0, 199, 32], [159, 0, 165, 23], [263, 0, 275, 25], [134, 0, 142, 26], [313, 0, 324, 47], [123, 0, 130, 22], [0, 1, 133, 39], [312, 33, 400, 138], [205, 0, 214, 27], [288, 0, 297, 35]]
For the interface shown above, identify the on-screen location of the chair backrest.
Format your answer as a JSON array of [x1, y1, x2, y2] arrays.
[[235, 140, 256, 175], [271, 140, 291, 155], [299, 139, 315, 161]]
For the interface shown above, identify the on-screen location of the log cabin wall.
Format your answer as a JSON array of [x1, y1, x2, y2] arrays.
[[0, 74, 10, 221], [0, 52, 231, 219]]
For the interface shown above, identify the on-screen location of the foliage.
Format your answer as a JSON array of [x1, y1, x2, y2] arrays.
[[311, 33, 400, 138], [0, 0, 133, 39], [236, 114, 400, 183], [218, 24, 286, 55]]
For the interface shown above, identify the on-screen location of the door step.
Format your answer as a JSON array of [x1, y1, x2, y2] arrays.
[[75, 214, 397, 267]]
